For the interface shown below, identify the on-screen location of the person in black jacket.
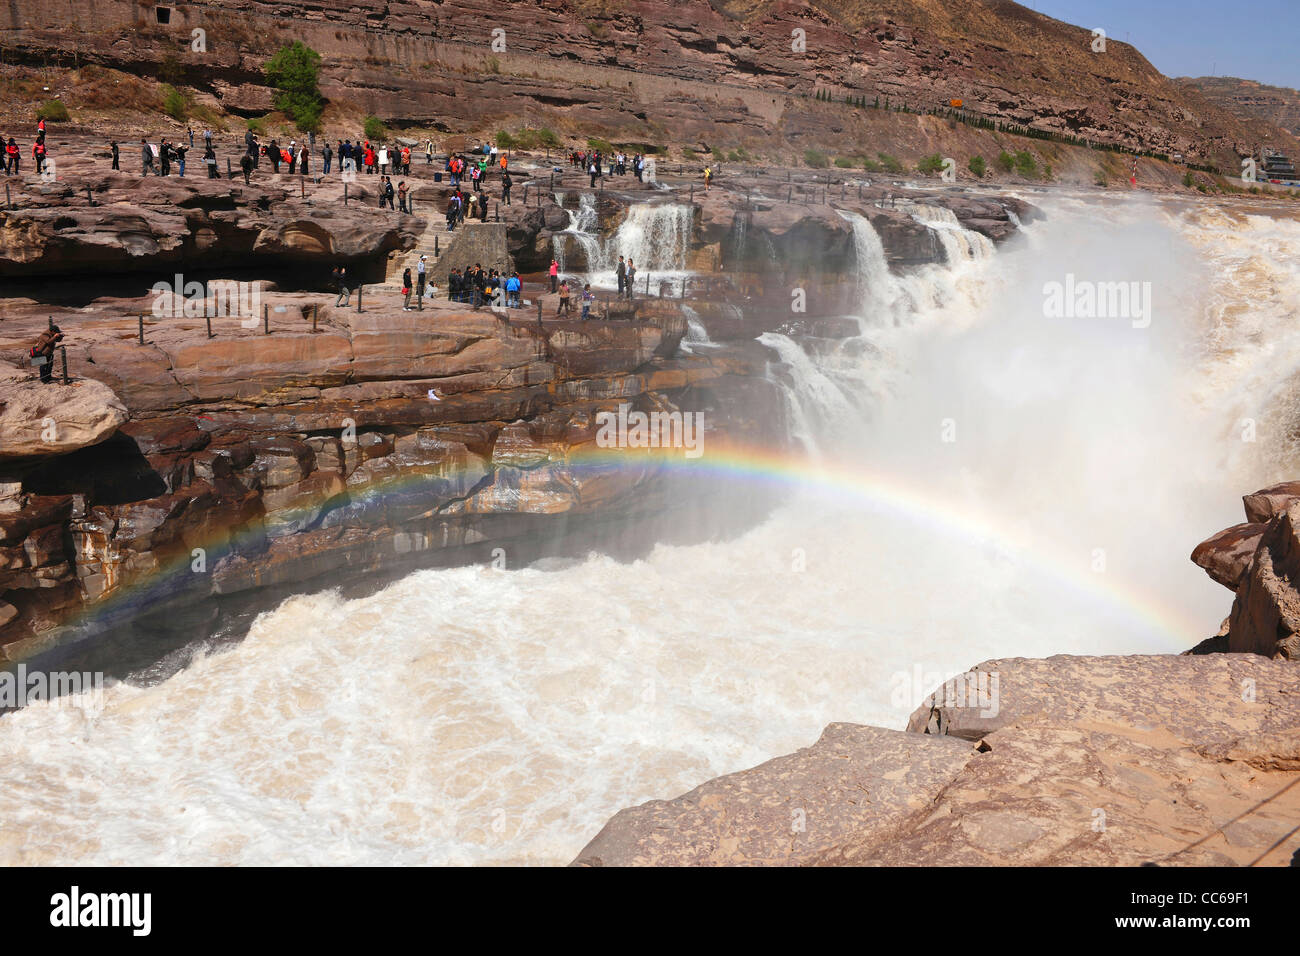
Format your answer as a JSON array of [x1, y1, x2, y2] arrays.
[[110, 140, 119, 171], [448, 268, 462, 302]]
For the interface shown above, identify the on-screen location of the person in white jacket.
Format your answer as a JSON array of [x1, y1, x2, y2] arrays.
[[378, 146, 389, 175]]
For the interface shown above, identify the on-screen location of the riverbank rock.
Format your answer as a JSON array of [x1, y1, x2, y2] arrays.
[[574, 654, 1300, 866]]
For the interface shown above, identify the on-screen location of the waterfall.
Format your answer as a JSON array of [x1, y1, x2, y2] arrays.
[[552, 192, 605, 273], [909, 204, 996, 262], [679, 304, 716, 353], [757, 331, 860, 452], [610, 202, 694, 273]]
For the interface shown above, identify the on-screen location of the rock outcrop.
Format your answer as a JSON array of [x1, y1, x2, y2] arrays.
[[0, 372, 127, 460], [1191, 481, 1300, 658], [574, 654, 1300, 866]]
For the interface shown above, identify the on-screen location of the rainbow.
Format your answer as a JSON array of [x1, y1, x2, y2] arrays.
[[31, 437, 1204, 661]]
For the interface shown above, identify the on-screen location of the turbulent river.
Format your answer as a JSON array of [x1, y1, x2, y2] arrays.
[[2, 192, 1299, 865]]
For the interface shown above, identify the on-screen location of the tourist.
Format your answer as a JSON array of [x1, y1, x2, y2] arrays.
[[556, 279, 572, 317], [4, 138, 17, 175], [501, 170, 513, 205], [401, 145, 411, 174], [446, 194, 458, 231], [322, 140, 332, 175], [139, 138, 153, 177], [287, 141, 297, 175], [581, 283, 594, 321], [402, 267, 414, 311], [416, 255, 427, 309], [398, 180, 409, 213], [268, 138, 280, 173], [549, 259, 559, 293], [332, 264, 350, 307], [239, 151, 253, 184], [32, 138, 47, 176], [378, 144, 389, 175], [506, 271, 521, 308], [589, 159, 599, 188], [616, 256, 626, 297], [29, 325, 63, 384], [187, 126, 194, 148], [425, 139, 434, 165], [625, 258, 637, 299], [300, 142, 310, 176], [448, 268, 462, 302], [110, 140, 119, 171], [174, 142, 187, 177], [204, 142, 218, 178], [382, 176, 395, 209], [704, 164, 713, 191], [477, 191, 488, 221], [159, 139, 171, 176]]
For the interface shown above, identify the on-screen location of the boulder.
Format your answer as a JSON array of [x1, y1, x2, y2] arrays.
[[0, 374, 127, 461], [1190, 521, 1264, 590]]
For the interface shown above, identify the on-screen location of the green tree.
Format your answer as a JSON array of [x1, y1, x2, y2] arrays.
[[804, 149, 829, 168], [968, 155, 986, 178], [363, 115, 387, 141], [996, 150, 1015, 173], [264, 41, 325, 133]]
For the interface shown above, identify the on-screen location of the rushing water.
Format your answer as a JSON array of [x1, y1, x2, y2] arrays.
[[553, 199, 695, 294], [2, 193, 1298, 865]]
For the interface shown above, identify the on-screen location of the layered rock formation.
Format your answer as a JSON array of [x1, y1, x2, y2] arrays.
[[1, 1, 1294, 169], [0, 289, 792, 666], [575, 654, 1300, 865]]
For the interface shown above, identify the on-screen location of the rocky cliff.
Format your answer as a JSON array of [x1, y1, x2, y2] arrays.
[[1, 0, 1294, 170]]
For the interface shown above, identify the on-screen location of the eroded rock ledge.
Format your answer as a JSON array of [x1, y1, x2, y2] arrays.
[[573, 654, 1300, 866]]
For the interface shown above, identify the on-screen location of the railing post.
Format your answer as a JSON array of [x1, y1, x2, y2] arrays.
[[312, 304, 318, 333], [344, 184, 349, 206], [435, 235, 439, 257], [263, 303, 269, 334], [138, 313, 144, 346], [357, 286, 363, 313], [60, 346, 69, 384]]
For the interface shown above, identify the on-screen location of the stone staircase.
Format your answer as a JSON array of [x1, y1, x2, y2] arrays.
[[377, 214, 456, 292]]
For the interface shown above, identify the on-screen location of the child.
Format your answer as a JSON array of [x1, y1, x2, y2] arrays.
[[581, 284, 593, 322]]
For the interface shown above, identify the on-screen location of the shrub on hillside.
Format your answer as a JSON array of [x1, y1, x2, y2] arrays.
[[996, 150, 1015, 173], [916, 153, 945, 175], [968, 155, 986, 178], [363, 115, 387, 141], [804, 149, 829, 168], [36, 100, 70, 122], [876, 152, 903, 174], [162, 85, 188, 122]]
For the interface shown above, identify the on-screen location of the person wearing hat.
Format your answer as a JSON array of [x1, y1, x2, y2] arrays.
[[415, 254, 428, 310], [30, 325, 64, 383]]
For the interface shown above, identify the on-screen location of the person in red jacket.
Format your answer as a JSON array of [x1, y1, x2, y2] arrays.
[[5, 137, 20, 175], [32, 138, 47, 176]]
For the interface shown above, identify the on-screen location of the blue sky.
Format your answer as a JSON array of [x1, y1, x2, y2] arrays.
[[1021, 0, 1296, 89]]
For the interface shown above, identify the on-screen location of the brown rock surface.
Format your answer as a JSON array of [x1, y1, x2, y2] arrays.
[[0, 372, 127, 461], [1190, 521, 1263, 590], [575, 654, 1300, 866], [1225, 503, 1300, 659]]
